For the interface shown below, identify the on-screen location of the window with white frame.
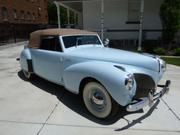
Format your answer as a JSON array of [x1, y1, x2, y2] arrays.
[[1, 7, 8, 20], [32, 13, 35, 20], [13, 9, 17, 19], [128, 0, 141, 22], [27, 12, 30, 20]]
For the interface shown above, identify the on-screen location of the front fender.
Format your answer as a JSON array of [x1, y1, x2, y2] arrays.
[[119, 64, 161, 85], [63, 61, 136, 106]]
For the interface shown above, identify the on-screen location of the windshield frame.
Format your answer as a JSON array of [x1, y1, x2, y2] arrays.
[[60, 34, 104, 51]]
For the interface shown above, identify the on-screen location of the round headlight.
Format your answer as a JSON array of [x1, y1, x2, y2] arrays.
[[162, 64, 166, 72], [125, 74, 134, 90], [160, 60, 166, 72]]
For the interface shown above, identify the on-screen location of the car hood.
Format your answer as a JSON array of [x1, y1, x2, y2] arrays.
[[67, 46, 159, 72]]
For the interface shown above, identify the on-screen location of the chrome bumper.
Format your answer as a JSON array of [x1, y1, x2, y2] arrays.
[[126, 80, 171, 112]]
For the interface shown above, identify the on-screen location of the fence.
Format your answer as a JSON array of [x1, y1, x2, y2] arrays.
[[2, 24, 178, 52], [0, 23, 49, 46]]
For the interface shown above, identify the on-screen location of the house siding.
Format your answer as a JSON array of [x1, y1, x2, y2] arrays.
[[83, 0, 163, 40]]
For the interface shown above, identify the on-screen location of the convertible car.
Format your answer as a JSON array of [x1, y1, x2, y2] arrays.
[[19, 28, 170, 119]]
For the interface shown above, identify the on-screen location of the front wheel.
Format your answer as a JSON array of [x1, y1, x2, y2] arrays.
[[83, 82, 119, 119]]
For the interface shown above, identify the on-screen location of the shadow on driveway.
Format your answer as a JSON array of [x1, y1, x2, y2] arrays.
[[18, 70, 159, 129]]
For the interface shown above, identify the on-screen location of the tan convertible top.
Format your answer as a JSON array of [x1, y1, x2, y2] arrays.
[[28, 28, 97, 48]]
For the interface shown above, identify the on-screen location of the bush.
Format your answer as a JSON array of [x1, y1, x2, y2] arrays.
[[142, 40, 159, 53], [153, 48, 166, 55], [174, 48, 180, 56], [160, 0, 180, 44]]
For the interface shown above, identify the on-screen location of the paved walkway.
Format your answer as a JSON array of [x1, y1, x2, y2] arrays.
[[161, 55, 180, 58], [0, 41, 28, 50], [0, 46, 180, 135]]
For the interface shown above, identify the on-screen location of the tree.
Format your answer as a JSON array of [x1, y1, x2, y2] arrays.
[[48, 0, 68, 26], [69, 10, 75, 24], [160, 0, 180, 45], [60, 6, 68, 25], [48, 0, 57, 24]]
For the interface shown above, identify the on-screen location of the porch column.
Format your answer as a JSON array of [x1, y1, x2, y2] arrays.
[[74, 12, 77, 26], [67, 9, 70, 27], [54, 1, 61, 28], [138, 0, 144, 51], [101, 0, 104, 41]]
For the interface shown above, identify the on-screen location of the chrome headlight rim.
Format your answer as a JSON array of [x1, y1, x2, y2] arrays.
[[160, 60, 166, 72], [125, 74, 134, 90]]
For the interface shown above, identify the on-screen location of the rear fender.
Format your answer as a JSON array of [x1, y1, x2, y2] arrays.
[[20, 48, 33, 72]]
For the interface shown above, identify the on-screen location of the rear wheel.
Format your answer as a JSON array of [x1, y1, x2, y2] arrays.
[[83, 82, 119, 119], [22, 70, 33, 80]]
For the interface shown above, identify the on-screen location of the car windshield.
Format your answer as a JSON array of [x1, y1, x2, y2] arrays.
[[62, 35, 101, 48]]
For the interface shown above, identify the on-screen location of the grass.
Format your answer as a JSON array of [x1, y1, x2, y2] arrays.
[[161, 57, 180, 66]]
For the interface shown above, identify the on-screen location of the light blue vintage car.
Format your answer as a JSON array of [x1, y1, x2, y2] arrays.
[[20, 29, 170, 119]]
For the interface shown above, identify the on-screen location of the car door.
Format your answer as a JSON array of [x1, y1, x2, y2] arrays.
[[31, 36, 64, 84]]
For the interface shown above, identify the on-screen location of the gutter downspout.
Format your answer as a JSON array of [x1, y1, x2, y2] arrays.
[[101, 0, 104, 41], [138, 0, 144, 51]]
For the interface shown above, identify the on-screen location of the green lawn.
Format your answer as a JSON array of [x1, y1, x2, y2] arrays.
[[161, 57, 180, 66]]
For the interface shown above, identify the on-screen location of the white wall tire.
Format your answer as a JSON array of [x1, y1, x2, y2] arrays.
[[83, 82, 118, 119], [22, 70, 32, 80]]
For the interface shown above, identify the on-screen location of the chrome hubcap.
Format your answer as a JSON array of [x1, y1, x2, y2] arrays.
[[83, 82, 112, 118], [90, 90, 107, 111], [92, 92, 104, 106]]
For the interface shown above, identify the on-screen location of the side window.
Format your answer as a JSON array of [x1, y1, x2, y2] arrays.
[[40, 36, 62, 52]]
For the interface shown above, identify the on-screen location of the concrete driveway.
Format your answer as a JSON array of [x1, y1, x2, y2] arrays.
[[0, 45, 180, 135]]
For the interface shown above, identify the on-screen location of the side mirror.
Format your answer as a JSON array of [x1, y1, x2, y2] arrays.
[[104, 38, 110, 47]]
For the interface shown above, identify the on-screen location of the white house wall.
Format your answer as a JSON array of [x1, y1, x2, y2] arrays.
[[83, 0, 163, 40]]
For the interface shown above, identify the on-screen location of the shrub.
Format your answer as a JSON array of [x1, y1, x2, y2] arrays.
[[142, 41, 159, 53], [48, 0, 57, 24], [174, 48, 180, 56], [153, 48, 166, 55], [160, 0, 180, 44]]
